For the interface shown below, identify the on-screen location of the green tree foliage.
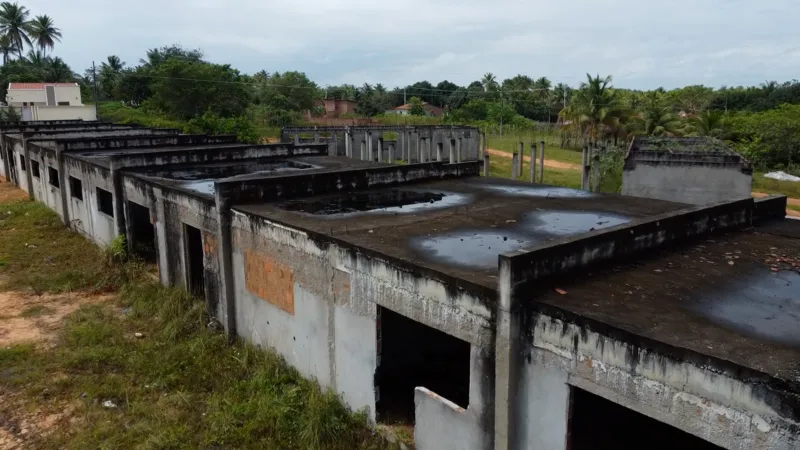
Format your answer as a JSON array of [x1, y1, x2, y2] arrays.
[[355, 83, 391, 116], [188, 110, 260, 144], [148, 58, 251, 120], [257, 71, 317, 113], [628, 93, 685, 137], [27, 14, 59, 55], [0, 2, 31, 58], [731, 104, 800, 171], [407, 96, 426, 116]]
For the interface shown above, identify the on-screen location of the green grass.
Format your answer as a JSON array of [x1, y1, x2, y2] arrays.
[[752, 173, 800, 198], [485, 133, 582, 166], [0, 189, 386, 449], [19, 305, 54, 318], [489, 155, 582, 188]]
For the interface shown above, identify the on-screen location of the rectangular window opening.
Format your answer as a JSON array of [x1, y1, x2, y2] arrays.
[[31, 160, 40, 178], [69, 176, 83, 200], [47, 166, 59, 188], [569, 387, 724, 450], [184, 224, 205, 298], [374, 306, 470, 426], [128, 201, 157, 263], [19, 155, 26, 171], [57, 101, 70, 106], [96, 187, 114, 216]]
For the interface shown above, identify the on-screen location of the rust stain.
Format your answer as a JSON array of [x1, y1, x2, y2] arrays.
[[245, 250, 295, 315], [203, 233, 217, 256]]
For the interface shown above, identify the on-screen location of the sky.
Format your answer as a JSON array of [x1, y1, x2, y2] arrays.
[[24, 0, 800, 90]]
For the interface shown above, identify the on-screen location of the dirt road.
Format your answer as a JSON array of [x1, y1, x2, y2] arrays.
[[486, 148, 581, 170]]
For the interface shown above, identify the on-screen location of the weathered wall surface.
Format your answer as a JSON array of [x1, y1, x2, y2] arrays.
[[515, 313, 799, 450], [63, 157, 116, 245], [229, 210, 494, 446], [622, 164, 752, 205]]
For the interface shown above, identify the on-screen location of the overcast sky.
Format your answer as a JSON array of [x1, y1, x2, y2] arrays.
[[24, 0, 800, 90]]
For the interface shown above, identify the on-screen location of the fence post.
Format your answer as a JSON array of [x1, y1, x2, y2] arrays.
[[511, 151, 519, 180], [538, 141, 545, 183], [530, 142, 537, 183], [517, 141, 524, 179], [457, 138, 462, 163]]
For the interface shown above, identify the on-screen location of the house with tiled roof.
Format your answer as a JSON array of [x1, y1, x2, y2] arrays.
[[5, 82, 96, 121]]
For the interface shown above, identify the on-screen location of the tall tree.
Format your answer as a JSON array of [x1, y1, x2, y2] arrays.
[[0, 33, 16, 64], [99, 55, 125, 99], [481, 73, 498, 92], [28, 14, 60, 55], [571, 74, 623, 141], [0, 2, 30, 58]]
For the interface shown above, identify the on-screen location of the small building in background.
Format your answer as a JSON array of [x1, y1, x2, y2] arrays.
[[388, 101, 443, 117], [5, 82, 96, 121], [621, 136, 753, 205]]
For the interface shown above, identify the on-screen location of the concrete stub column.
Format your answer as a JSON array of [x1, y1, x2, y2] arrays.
[[483, 152, 490, 176], [538, 141, 545, 183], [457, 138, 463, 163], [109, 161, 126, 238], [449, 139, 455, 164], [0, 135, 10, 183], [56, 149, 70, 227], [511, 152, 519, 180], [313, 131, 320, 143], [388, 143, 395, 163], [360, 141, 366, 160], [437, 142, 444, 162], [214, 185, 237, 340], [405, 129, 412, 162], [530, 143, 538, 184], [367, 132, 373, 161], [293, 133, 300, 145], [518, 141, 524, 179], [22, 138, 34, 199], [415, 132, 422, 163], [592, 146, 601, 192], [345, 130, 352, 158], [377, 137, 384, 162], [581, 147, 588, 190]]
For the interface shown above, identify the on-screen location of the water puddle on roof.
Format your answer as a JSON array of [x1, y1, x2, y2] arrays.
[[521, 211, 630, 236], [279, 189, 471, 217], [183, 180, 215, 195], [409, 231, 537, 270], [690, 269, 800, 346], [480, 185, 596, 198]]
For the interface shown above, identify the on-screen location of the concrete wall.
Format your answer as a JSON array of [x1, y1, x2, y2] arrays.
[[227, 209, 494, 449], [28, 106, 97, 121], [622, 163, 753, 205], [7, 85, 83, 106], [63, 156, 116, 246]]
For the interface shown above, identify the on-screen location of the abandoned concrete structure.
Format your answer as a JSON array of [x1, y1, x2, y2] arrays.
[[2, 121, 798, 450], [280, 125, 483, 164], [621, 136, 754, 205]]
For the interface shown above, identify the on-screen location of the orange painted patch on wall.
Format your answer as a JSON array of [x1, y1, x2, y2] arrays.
[[244, 250, 295, 315]]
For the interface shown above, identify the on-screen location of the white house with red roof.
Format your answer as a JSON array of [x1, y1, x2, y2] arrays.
[[5, 82, 95, 121]]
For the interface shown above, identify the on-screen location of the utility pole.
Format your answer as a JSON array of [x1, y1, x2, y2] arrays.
[[404, 88, 407, 105], [92, 61, 99, 118]]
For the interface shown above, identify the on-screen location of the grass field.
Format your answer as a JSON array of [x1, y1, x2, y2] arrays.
[[488, 153, 582, 188], [0, 186, 386, 449], [485, 133, 582, 165]]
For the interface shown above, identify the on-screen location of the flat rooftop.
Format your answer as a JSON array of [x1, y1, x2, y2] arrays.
[[534, 220, 800, 383], [235, 177, 687, 289], [69, 143, 248, 168], [131, 156, 385, 199]]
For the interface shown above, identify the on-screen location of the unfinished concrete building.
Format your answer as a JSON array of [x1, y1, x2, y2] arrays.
[[2, 121, 798, 450], [621, 136, 753, 205], [280, 125, 483, 163]]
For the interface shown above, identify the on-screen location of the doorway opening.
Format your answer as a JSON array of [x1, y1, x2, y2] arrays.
[[374, 306, 470, 425], [128, 201, 156, 262], [569, 388, 723, 450], [184, 224, 205, 298]]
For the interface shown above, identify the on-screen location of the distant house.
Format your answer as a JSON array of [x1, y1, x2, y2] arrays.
[[310, 98, 358, 118], [387, 102, 443, 117], [5, 82, 96, 121]]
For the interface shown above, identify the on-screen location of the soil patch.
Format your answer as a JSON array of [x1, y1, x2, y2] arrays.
[[486, 148, 581, 170]]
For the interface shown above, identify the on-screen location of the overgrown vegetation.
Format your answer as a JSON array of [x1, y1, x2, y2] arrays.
[[0, 195, 386, 449]]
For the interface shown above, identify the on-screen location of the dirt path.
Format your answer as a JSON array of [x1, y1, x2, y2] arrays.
[[486, 148, 581, 170]]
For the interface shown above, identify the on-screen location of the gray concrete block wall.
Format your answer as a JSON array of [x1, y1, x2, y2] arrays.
[[622, 164, 753, 205]]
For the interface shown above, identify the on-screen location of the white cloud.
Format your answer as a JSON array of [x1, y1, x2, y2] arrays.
[[20, 0, 800, 89]]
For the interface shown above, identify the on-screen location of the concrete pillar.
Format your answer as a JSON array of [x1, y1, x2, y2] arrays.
[[109, 162, 126, 238], [530, 143, 538, 184], [345, 131, 352, 158], [22, 138, 34, 199], [494, 261, 520, 450], [293, 133, 300, 145], [511, 152, 519, 180], [592, 145, 601, 192], [518, 141, 524, 179], [436, 142, 444, 162], [483, 152, 490, 176], [313, 131, 320, 143], [56, 149, 70, 227], [449, 139, 455, 164], [539, 141, 545, 183], [377, 137, 384, 162], [457, 138, 463, 163], [415, 131, 422, 163], [153, 190, 170, 286], [214, 186, 237, 340], [581, 147, 588, 190], [388, 143, 395, 163], [367, 132, 373, 161], [360, 140, 366, 161], [0, 135, 10, 183]]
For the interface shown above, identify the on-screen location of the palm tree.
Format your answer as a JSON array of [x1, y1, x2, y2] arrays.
[[100, 55, 125, 99], [689, 110, 729, 139], [481, 73, 498, 92], [0, 33, 17, 64], [628, 97, 685, 137], [0, 2, 31, 58], [27, 15, 60, 55], [24, 48, 45, 67], [46, 56, 73, 82], [572, 74, 623, 141]]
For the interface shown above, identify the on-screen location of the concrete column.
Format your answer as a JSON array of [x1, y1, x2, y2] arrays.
[[360, 140, 366, 160], [449, 139, 455, 164], [367, 132, 373, 161], [494, 261, 521, 450], [415, 131, 422, 163], [153, 190, 170, 286], [293, 133, 300, 145], [483, 152, 490, 176], [56, 149, 70, 227], [511, 152, 519, 180], [388, 143, 395, 163], [436, 142, 444, 162], [214, 186, 237, 340], [377, 137, 384, 162], [581, 147, 588, 190], [538, 141, 545, 183], [109, 161, 126, 238], [22, 137, 34, 199], [345, 130, 352, 158], [592, 146, 601, 192], [518, 142, 525, 179], [313, 131, 320, 143], [457, 138, 463, 163], [530, 143, 538, 184], [0, 135, 10, 183], [329, 132, 338, 156]]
